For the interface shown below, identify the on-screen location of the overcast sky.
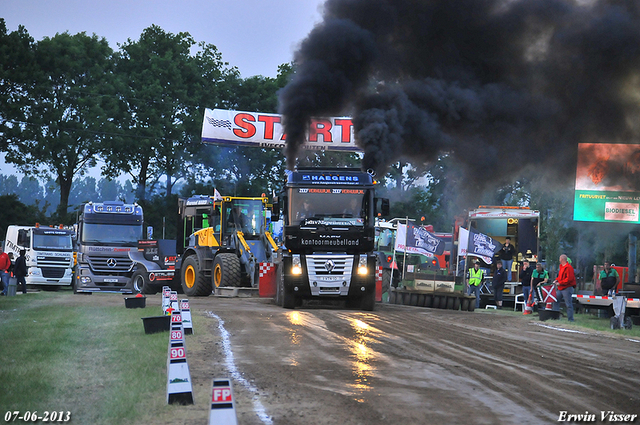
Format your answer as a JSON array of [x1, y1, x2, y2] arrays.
[[3, 0, 325, 78], [1, 0, 326, 181]]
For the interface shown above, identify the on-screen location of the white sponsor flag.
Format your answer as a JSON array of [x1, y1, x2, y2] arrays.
[[458, 227, 469, 257], [394, 223, 408, 253]]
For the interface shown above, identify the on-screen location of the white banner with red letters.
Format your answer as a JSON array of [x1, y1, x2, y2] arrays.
[[201, 108, 361, 152]]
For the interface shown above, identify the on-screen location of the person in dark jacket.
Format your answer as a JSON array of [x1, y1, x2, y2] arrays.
[[492, 261, 508, 309], [519, 260, 534, 304], [15, 249, 28, 294], [498, 237, 516, 281]]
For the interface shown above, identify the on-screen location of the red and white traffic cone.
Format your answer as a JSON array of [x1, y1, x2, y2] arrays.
[[523, 292, 533, 315]]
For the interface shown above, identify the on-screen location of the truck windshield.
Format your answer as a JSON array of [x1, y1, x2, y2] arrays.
[[223, 199, 265, 236], [82, 223, 142, 245], [288, 188, 366, 226], [33, 234, 73, 251]]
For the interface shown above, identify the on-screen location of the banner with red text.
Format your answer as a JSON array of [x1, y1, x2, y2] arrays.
[[201, 108, 360, 152]]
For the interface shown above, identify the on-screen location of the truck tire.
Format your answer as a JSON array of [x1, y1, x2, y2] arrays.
[[282, 284, 296, 309], [275, 262, 283, 307], [432, 295, 441, 309], [453, 297, 461, 311], [446, 297, 454, 310], [213, 254, 242, 288], [131, 269, 153, 294], [182, 255, 212, 296], [361, 288, 376, 311], [381, 269, 392, 297], [461, 298, 470, 312]]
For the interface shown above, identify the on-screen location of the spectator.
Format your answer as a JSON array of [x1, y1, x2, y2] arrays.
[[599, 261, 619, 297], [467, 261, 484, 309], [15, 249, 28, 294], [532, 263, 550, 297], [499, 237, 516, 281], [519, 260, 534, 305], [492, 261, 508, 309], [0, 247, 10, 296], [553, 254, 576, 322]]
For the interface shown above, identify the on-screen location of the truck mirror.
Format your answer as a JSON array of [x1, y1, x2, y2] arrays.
[[271, 196, 280, 221], [381, 198, 390, 217]]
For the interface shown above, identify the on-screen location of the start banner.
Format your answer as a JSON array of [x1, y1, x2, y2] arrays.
[[201, 108, 361, 152]]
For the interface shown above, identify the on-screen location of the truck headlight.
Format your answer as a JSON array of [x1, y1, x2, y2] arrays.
[[292, 255, 302, 275], [81, 276, 92, 284], [357, 256, 368, 275]]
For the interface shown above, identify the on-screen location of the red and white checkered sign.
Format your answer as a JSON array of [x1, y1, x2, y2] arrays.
[[259, 262, 275, 277], [540, 284, 557, 303], [376, 266, 383, 284]]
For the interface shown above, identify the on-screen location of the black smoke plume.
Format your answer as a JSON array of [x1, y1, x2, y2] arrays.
[[279, 0, 640, 189]]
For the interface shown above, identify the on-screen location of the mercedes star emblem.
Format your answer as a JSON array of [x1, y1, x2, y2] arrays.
[[106, 258, 117, 268]]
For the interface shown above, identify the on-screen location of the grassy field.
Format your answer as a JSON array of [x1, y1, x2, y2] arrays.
[[0, 291, 178, 424]]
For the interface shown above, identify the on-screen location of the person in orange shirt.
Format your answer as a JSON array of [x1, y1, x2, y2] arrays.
[[553, 254, 576, 322]]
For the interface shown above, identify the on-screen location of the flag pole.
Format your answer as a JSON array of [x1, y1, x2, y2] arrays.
[[402, 217, 409, 281]]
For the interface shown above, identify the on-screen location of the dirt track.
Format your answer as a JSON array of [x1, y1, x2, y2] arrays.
[[154, 296, 640, 425]]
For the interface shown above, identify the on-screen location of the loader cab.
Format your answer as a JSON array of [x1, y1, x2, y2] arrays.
[[221, 198, 267, 239]]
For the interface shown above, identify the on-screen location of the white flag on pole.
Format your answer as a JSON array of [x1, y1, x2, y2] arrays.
[[458, 227, 469, 257]]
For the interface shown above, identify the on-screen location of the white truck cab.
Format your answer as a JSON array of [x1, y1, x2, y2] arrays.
[[4, 225, 75, 288]]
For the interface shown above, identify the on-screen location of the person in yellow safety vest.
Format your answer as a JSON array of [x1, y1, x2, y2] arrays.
[[467, 261, 485, 309]]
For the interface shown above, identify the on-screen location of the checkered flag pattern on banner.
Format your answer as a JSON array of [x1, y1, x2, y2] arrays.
[[539, 284, 557, 303], [207, 117, 232, 130]]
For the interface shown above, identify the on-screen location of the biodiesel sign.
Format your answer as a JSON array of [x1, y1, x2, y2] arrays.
[[574, 143, 640, 223]]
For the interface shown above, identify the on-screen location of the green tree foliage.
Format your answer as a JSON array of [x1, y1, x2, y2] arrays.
[[0, 194, 47, 236], [0, 25, 117, 221], [105, 26, 239, 201]]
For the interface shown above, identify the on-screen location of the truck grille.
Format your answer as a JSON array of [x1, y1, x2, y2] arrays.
[[41, 267, 66, 279], [306, 255, 353, 277], [306, 254, 354, 296], [86, 256, 133, 273], [36, 257, 72, 268]]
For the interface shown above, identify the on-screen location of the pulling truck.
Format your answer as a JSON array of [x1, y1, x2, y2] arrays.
[[3, 225, 74, 289], [271, 168, 389, 311], [74, 201, 144, 293]]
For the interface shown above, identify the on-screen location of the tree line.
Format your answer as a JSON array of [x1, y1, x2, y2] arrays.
[[0, 19, 633, 275]]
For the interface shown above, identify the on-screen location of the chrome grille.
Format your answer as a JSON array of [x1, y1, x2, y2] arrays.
[[86, 255, 133, 273], [306, 254, 353, 296]]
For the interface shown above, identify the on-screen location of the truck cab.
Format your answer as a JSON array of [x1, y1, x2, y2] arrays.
[[4, 225, 74, 289], [273, 168, 388, 310], [75, 201, 143, 293]]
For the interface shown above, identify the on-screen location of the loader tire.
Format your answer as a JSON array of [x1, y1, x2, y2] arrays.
[[213, 254, 241, 288], [182, 255, 212, 297]]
